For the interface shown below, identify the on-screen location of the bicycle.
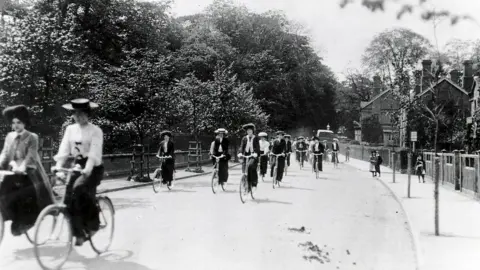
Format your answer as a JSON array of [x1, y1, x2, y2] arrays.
[[296, 150, 307, 169], [33, 165, 115, 270], [313, 153, 323, 179], [152, 155, 175, 193], [0, 170, 41, 246], [332, 151, 339, 168], [259, 153, 268, 182], [239, 154, 256, 203], [271, 153, 285, 189], [211, 155, 226, 194]]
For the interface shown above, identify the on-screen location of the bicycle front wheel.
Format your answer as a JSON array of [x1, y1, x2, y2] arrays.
[[152, 169, 162, 193], [211, 171, 218, 194], [34, 205, 73, 270], [239, 175, 248, 204], [273, 167, 277, 189], [90, 196, 115, 254]]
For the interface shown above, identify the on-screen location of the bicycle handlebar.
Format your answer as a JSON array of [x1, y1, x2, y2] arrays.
[[313, 153, 324, 156], [296, 150, 307, 152], [239, 154, 254, 158], [156, 155, 172, 159], [270, 153, 285, 156], [212, 155, 225, 160]]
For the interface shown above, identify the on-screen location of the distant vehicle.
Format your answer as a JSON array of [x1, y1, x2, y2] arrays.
[[316, 129, 337, 141]]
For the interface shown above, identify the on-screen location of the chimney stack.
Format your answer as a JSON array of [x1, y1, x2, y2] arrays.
[[421, 59, 434, 91], [449, 69, 460, 84], [414, 70, 422, 95], [463, 60, 474, 91], [373, 75, 381, 96]]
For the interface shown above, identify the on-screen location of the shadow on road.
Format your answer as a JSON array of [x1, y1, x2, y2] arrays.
[[164, 189, 196, 193], [253, 198, 292, 205], [279, 186, 314, 191], [112, 198, 153, 211]]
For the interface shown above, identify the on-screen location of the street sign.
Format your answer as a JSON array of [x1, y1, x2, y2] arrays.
[[411, 131, 417, 142]]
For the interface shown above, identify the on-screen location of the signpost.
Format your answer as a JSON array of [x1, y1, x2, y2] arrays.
[[407, 131, 417, 198]]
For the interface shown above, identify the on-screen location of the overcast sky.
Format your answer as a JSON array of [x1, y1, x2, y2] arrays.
[[169, 0, 480, 80]]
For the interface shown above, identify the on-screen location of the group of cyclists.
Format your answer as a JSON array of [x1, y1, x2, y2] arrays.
[[207, 123, 342, 190]]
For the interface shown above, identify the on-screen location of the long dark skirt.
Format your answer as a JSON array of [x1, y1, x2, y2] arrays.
[[270, 156, 286, 181], [314, 155, 323, 171], [242, 157, 258, 187], [217, 158, 228, 183], [260, 155, 268, 176], [286, 154, 291, 166], [65, 164, 104, 238], [0, 173, 38, 232], [375, 164, 381, 175], [161, 159, 175, 183]]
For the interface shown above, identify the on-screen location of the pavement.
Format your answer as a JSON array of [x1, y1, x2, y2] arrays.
[[341, 155, 480, 270], [0, 159, 417, 269]]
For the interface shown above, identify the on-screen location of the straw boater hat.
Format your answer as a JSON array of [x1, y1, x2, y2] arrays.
[[333, 138, 338, 141], [276, 131, 285, 135], [215, 128, 228, 134], [62, 98, 99, 111], [285, 134, 291, 138], [242, 123, 255, 131], [3, 105, 30, 126], [298, 136, 305, 140], [160, 130, 172, 138], [258, 132, 268, 137]]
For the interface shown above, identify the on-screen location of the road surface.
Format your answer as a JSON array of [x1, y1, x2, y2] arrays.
[[0, 161, 417, 270]]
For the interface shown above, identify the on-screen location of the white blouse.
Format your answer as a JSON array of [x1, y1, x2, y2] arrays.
[[259, 140, 270, 152], [54, 123, 103, 169]]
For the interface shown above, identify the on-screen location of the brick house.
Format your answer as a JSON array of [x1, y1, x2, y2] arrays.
[[359, 75, 400, 146]]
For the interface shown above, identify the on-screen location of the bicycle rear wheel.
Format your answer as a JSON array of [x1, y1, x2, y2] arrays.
[[34, 205, 72, 270], [152, 169, 162, 193], [90, 196, 115, 255], [273, 167, 277, 189], [211, 171, 218, 194], [239, 175, 248, 204], [315, 163, 319, 179]]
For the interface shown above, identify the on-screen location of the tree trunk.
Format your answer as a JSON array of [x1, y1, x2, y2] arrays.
[[434, 118, 440, 236]]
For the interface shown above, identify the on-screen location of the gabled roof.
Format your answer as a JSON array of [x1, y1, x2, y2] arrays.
[[360, 89, 391, 109], [417, 77, 469, 97]]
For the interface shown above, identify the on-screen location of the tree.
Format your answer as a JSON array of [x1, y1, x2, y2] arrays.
[[361, 115, 383, 144], [339, 0, 476, 25]]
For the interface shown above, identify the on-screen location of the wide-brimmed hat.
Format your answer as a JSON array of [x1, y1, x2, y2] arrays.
[[62, 98, 99, 111], [285, 134, 291, 138], [3, 105, 30, 125], [276, 131, 285, 135], [160, 130, 172, 138], [215, 128, 228, 134], [242, 123, 255, 131], [333, 138, 338, 141], [258, 132, 268, 137], [298, 136, 305, 140]]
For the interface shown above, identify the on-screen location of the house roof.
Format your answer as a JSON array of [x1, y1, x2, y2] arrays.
[[360, 89, 391, 109], [417, 77, 469, 98]]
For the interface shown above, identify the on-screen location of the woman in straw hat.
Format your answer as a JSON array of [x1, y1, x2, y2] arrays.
[[157, 130, 175, 186], [238, 123, 260, 188], [0, 105, 54, 236], [53, 98, 104, 246], [211, 128, 230, 185], [258, 132, 270, 178]]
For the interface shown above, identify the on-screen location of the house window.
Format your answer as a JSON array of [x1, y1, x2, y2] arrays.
[[426, 155, 431, 161], [465, 157, 475, 168]]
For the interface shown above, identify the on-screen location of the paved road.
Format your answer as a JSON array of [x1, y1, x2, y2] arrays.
[[0, 161, 416, 270]]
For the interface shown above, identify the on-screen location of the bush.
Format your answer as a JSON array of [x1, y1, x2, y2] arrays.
[[350, 140, 360, 145]]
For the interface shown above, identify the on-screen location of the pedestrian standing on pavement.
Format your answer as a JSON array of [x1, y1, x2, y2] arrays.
[[369, 151, 377, 177], [238, 123, 260, 189], [285, 134, 292, 167], [258, 132, 270, 178], [346, 145, 350, 162], [415, 155, 426, 183], [312, 136, 325, 172], [157, 130, 175, 186], [212, 128, 230, 186], [331, 138, 340, 163], [270, 131, 287, 182], [375, 152, 383, 177]]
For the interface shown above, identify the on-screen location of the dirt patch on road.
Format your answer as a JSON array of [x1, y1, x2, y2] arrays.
[[299, 241, 331, 264], [288, 226, 310, 234]]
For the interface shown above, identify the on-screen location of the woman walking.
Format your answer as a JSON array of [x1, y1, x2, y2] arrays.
[[415, 155, 426, 183], [369, 151, 377, 177]]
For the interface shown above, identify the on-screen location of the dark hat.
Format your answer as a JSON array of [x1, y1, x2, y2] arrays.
[[242, 123, 255, 131], [3, 105, 30, 125], [276, 131, 285, 135], [313, 136, 320, 141], [371, 150, 377, 154], [160, 130, 172, 138], [62, 98, 99, 111], [285, 134, 291, 138]]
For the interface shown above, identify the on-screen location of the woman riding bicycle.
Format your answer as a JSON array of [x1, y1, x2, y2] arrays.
[[258, 132, 270, 178], [312, 136, 325, 172], [295, 136, 307, 164], [237, 123, 260, 189], [157, 130, 175, 187], [270, 131, 287, 182], [284, 135, 292, 167], [331, 138, 340, 164], [0, 105, 54, 236], [211, 128, 230, 186], [53, 98, 104, 246]]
